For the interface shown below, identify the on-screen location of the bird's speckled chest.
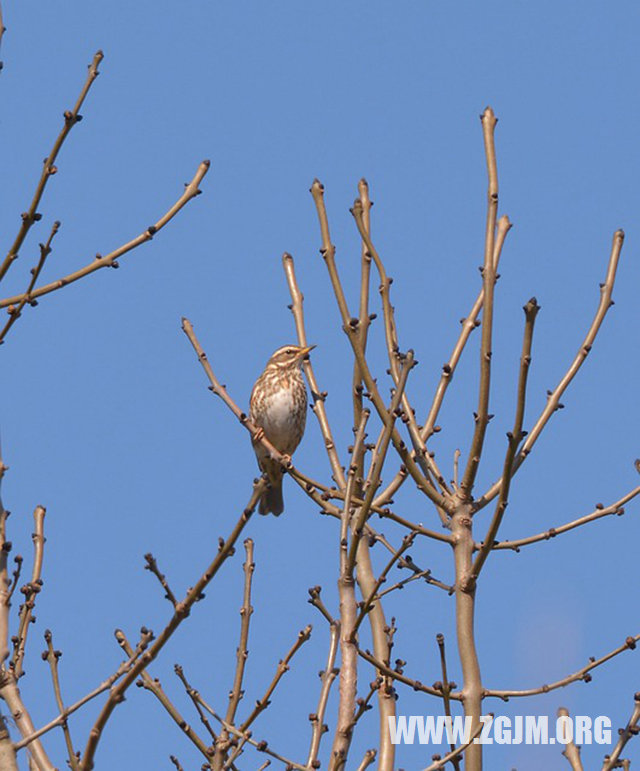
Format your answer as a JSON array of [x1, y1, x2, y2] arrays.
[[250, 370, 307, 455]]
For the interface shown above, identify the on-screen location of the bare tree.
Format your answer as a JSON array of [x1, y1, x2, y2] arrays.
[[1, 7, 638, 771]]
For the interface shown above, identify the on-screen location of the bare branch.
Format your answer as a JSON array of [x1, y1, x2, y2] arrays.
[[351, 198, 449, 496], [486, 634, 640, 699], [282, 252, 346, 489], [144, 553, 178, 608], [239, 625, 312, 734], [436, 633, 461, 771], [119, 637, 215, 762], [14, 629, 152, 750], [0, 673, 55, 770], [372, 214, 511, 510], [357, 647, 456, 700], [43, 629, 79, 771], [13, 505, 46, 678], [79, 481, 264, 770], [460, 106, 499, 497], [355, 748, 377, 771], [0, 221, 59, 345], [186, 679, 309, 771], [478, 228, 625, 509], [602, 693, 640, 771], [214, 538, 256, 771], [309, 179, 450, 514], [330, 411, 369, 770], [347, 352, 414, 573], [558, 707, 583, 770], [492, 481, 640, 551], [307, 621, 339, 768], [421, 717, 489, 771], [471, 297, 539, 579], [0, 51, 102, 283], [1, 161, 210, 308], [352, 532, 416, 637]]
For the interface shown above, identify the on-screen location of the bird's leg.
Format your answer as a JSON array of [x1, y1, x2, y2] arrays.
[[279, 453, 293, 468], [252, 426, 265, 443]]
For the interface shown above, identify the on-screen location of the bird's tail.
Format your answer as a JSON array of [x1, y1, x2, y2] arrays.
[[259, 475, 284, 516]]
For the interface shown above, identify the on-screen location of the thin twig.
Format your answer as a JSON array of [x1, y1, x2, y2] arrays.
[[0, 221, 59, 345], [421, 717, 490, 771], [471, 297, 539, 580], [558, 707, 583, 770], [214, 538, 256, 771], [347, 352, 414, 573], [14, 628, 152, 750], [351, 199, 449, 496], [282, 253, 346, 489], [1, 161, 210, 308], [485, 634, 640, 699], [357, 647, 456, 699], [352, 532, 417, 636], [188, 688, 308, 771], [144, 553, 178, 607], [373, 214, 511, 509], [436, 633, 461, 771], [309, 179, 450, 514], [43, 629, 79, 771], [79, 481, 264, 770], [492, 480, 640, 551], [477, 228, 625, 510], [0, 52, 102, 283], [602, 693, 640, 771], [239, 625, 312, 734], [13, 506, 46, 678], [307, 622, 339, 768], [118, 633, 214, 762], [460, 106, 499, 498]]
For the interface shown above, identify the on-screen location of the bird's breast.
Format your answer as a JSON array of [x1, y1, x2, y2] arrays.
[[256, 384, 306, 454]]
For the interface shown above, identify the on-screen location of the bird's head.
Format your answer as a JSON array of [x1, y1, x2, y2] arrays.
[[266, 344, 316, 371]]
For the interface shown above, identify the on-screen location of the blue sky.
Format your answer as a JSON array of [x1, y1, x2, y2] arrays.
[[1, 1, 639, 769]]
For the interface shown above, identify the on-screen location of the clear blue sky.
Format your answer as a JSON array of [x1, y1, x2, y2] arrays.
[[1, 1, 639, 769]]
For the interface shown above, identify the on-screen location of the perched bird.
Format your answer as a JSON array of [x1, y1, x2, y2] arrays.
[[249, 344, 314, 515]]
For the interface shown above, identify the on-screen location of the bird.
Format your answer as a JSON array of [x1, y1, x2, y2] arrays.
[[249, 344, 315, 515]]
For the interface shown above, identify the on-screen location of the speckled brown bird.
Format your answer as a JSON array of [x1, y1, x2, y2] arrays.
[[249, 344, 314, 515]]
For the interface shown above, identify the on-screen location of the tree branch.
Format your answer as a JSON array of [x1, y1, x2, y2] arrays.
[[1, 161, 210, 308], [486, 634, 640, 699], [477, 228, 625, 509], [0, 51, 102, 283]]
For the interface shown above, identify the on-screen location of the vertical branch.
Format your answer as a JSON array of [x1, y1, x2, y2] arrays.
[[558, 708, 583, 771], [282, 253, 346, 489], [79, 481, 264, 771], [330, 411, 369, 771], [0, 221, 59, 346], [13, 505, 46, 678], [436, 633, 461, 771], [451, 500, 482, 771], [0, 442, 17, 771], [602, 694, 640, 771], [472, 297, 539, 579], [460, 106, 499, 498], [307, 622, 339, 768], [478, 229, 625, 508], [213, 538, 256, 771], [43, 630, 79, 771], [351, 199, 450, 498], [0, 51, 103, 283], [353, 179, 373, 427]]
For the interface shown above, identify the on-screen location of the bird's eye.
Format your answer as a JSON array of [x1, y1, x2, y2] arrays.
[[285, 348, 293, 355]]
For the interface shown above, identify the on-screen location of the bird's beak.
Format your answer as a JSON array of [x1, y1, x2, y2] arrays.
[[299, 344, 316, 358]]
